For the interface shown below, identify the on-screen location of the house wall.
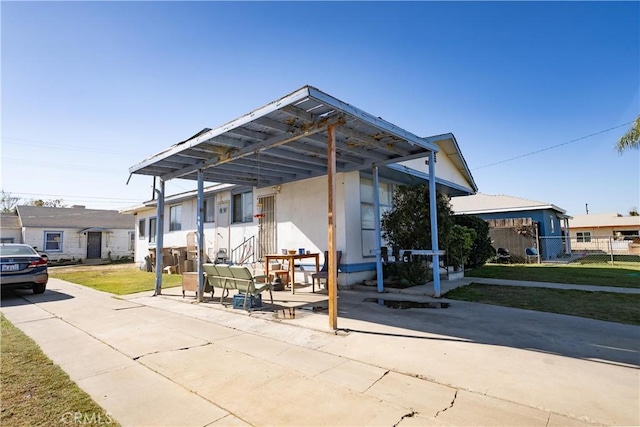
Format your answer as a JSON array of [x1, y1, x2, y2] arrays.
[[22, 227, 132, 260], [131, 171, 387, 287], [401, 155, 469, 190], [473, 209, 565, 260], [0, 228, 22, 243]]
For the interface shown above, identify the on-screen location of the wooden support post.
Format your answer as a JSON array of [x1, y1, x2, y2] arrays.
[[327, 124, 338, 330]]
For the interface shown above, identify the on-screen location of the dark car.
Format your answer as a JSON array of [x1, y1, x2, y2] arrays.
[[0, 243, 48, 294]]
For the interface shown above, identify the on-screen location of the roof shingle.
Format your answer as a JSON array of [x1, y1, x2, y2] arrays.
[[16, 206, 133, 229]]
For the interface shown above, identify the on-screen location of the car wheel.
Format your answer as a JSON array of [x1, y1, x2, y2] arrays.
[[33, 284, 46, 294]]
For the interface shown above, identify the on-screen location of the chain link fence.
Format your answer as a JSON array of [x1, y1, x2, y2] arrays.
[[535, 235, 640, 265]]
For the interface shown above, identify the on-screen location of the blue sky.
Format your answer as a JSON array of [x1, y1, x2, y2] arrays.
[[2, 1, 638, 217]]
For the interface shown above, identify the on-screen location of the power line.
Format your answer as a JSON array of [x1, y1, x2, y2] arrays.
[[2, 157, 125, 174], [472, 121, 634, 170], [8, 192, 141, 203], [1, 136, 147, 157]]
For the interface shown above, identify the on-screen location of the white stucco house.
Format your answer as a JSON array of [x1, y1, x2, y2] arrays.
[[568, 212, 640, 254], [125, 86, 478, 307], [1, 206, 135, 261]]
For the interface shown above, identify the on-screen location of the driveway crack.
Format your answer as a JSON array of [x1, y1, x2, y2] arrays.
[[392, 411, 417, 427], [133, 342, 212, 361], [363, 370, 389, 393], [434, 389, 458, 418]]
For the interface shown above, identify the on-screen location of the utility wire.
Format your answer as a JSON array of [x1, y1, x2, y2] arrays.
[[1, 136, 147, 157], [9, 192, 141, 202], [472, 121, 633, 170]]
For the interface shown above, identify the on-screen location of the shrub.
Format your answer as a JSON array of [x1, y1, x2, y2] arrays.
[[452, 214, 495, 268]]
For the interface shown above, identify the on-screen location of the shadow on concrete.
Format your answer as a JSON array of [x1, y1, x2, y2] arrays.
[[331, 289, 640, 368], [1, 289, 75, 307]]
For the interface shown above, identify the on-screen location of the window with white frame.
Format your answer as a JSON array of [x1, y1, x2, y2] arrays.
[[138, 218, 146, 239], [232, 190, 253, 223], [360, 177, 393, 257], [148, 217, 157, 243], [44, 231, 63, 252], [169, 205, 182, 231], [204, 197, 215, 223], [576, 232, 591, 243], [550, 215, 555, 234]]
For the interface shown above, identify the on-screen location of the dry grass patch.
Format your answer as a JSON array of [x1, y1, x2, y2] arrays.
[[49, 265, 182, 295], [1, 315, 120, 426]]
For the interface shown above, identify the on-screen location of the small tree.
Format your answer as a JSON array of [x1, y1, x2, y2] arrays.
[[381, 184, 453, 285], [453, 214, 495, 268], [445, 224, 476, 270], [1, 190, 20, 213], [381, 184, 453, 251]]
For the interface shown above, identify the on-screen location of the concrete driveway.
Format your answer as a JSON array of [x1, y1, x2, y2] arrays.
[[1, 278, 638, 426]]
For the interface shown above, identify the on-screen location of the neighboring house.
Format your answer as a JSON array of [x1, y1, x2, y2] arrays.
[[124, 86, 479, 288], [568, 212, 640, 254], [0, 213, 23, 243], [450, 193, 571, 261], [4, 206, 135, 261]]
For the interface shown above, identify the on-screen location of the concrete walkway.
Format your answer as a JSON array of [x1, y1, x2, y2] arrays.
[[2, 278, 638, 426]]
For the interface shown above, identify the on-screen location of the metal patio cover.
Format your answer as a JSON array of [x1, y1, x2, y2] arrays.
[[129, 85, 440, 184]]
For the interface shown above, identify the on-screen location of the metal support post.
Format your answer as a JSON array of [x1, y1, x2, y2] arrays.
[[373, 165, 384, 293], [428, 151, 441, 298], [154, 179, 165, 296], [197, 170, 205, 302]]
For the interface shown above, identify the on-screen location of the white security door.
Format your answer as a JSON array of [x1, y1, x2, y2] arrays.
[[257, 195, 276, 258]]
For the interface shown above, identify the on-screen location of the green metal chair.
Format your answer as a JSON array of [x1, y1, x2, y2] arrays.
[[203, 264, 232, 304], [229, 265, 273, 310]]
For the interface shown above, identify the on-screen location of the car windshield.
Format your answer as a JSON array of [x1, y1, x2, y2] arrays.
[[0, 245, 38, 256]]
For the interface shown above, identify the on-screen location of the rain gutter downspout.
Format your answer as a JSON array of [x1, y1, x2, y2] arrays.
[[154, 179, 165, 296], [429, 151, 441, 298]]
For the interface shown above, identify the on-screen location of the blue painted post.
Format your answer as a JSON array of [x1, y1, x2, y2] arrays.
[[428, 151, 441, 298], [196, 170, 205, 302], [373, 165, 384, 293], [154, 179, 165, 296]]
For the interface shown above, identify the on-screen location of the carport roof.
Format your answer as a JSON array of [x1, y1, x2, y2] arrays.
[[129, 85, 443, 187]]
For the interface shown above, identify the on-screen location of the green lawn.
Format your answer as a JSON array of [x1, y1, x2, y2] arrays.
[[49, 265, 183, 295], [467, 262, 640, 288], [1, 315, 120, 427], [444, 284, 640, 325]]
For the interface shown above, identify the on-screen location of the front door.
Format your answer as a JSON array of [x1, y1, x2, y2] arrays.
[[87, 232, 102, 259], [216, 201, 230, 259]]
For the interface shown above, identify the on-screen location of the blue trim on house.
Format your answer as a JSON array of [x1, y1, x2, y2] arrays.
[[296, 262, 376, 273]]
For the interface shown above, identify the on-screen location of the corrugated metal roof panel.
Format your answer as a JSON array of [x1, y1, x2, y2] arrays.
[[129, 85, 451, 189]]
